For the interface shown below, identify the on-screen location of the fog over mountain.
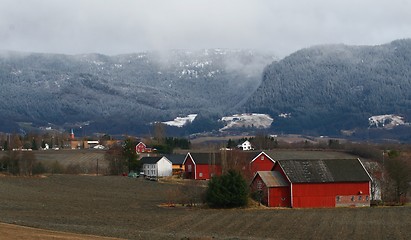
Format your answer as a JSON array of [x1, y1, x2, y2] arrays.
[[1, 39, 411, 140], [0, 49, 275, 133], [245, 39, 411, 137]]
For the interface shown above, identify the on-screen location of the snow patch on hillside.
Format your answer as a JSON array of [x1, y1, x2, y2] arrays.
[[368, 114, 406, 129], [163, 114, 198, 127], [220, 113, 273, 131]]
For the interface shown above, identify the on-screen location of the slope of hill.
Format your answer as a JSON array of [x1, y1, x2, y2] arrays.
[[0, 49, 275, 133], [246, 39, 411, 136]]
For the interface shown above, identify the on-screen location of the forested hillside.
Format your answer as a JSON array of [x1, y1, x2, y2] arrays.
[[0, 49, 274, 133], [246, 39, 411, 135]]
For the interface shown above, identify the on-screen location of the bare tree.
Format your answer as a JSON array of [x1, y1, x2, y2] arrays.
[[20, 151, 36, 176], [105, 145, 126, 175], [153, 122, 166, 144], [384, 152, 411, 204]]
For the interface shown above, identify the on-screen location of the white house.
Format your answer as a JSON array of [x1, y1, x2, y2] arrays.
[[238, 140, 254, 151], [140, 156, 172, 177]]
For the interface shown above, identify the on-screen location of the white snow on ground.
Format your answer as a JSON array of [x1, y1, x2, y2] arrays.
[[163, 114, 198, 127], [220, 113, 273, 131], [368, 114, 405, 129]]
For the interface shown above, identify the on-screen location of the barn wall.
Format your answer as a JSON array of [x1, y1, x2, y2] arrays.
[[250, 153, 275, 175], [196, 164, 222, 180], [292, 182, 370, 208], [184, 156, 195, 179], [269, 187, 291, 207], [250, 174, 269, 206], [157, 158, 172, 177], [273, 163, 289, 181]]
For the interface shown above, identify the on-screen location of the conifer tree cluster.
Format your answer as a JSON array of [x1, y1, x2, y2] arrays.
[[206, 170, 248, 208]]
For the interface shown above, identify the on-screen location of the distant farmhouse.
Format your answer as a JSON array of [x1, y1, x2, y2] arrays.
[[135, 142, 153, 154], [237, 140, 254, 151], [140, 156, 172, 178]]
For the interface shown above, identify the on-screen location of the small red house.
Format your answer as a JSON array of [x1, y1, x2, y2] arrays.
[[183, 152, 222, 180], [251, 158, 372, 208], [135, 142, 152, 154]]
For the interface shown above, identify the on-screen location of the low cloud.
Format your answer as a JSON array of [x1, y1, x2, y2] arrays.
[[1, 0, 411, 57]]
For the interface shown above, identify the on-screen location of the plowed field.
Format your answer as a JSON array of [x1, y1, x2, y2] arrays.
[[1, 175, 410, 239]]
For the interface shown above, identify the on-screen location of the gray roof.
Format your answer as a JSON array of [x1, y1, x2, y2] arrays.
[[264, 150, 356, 161], [140, 156, 163, 164], [164, 154, 186, 164], [187, 152, 222, 165], [277, 159, 371, 183], [256, 171, 289, 187]]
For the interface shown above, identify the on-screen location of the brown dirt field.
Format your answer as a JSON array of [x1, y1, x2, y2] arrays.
[[0, 222, 123, 240], [1, 174, 411, 240]]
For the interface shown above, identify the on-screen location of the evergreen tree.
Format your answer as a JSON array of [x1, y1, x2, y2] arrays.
[[122, 138, 139, 172], [206, 170, 248, 208], [31, 138, 38, 150]]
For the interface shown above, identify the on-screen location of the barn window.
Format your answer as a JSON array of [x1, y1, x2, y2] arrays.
[[336, 196, 341, 202], [188, 165, 192, 172], [199, 172, 203, 177], [358, 196, 362, 201], [351, 196, 355, 201], [366, 196, 369, 201], [257, 180, 262, 190], [261, 156, 265, 160]]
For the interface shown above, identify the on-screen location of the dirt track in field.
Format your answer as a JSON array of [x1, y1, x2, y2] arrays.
[[0, 222, 123, 240], [1, 174, 410, 240]]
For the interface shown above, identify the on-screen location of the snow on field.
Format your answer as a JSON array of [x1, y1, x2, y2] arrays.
[[162, 114, 198, 127], [220, 113, 273, 131], [368, 114, 405, 129]]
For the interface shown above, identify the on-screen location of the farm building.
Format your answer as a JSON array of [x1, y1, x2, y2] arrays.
[[135, 142, 153, 154], [237, 140, 254, 151], [251, 158, 372, 208], [165, 154, 186, 176], [251, 171, 290, 207], [249, 151, 276, 177], [247, 150, 356, 179], [140, 156, 172, 178], [183, 152, 222, 180]]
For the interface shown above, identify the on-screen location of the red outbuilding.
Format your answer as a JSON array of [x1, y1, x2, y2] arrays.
[[251, 158, 372, 208], [183, 152, 222, 180], [249, 151, 276, 177], [135, 142, 152, 154], [251, 171, 291, 207]]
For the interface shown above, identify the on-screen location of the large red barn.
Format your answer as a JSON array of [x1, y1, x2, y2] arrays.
[[251, 158, 372, 208], [183, 152, 222, 180]]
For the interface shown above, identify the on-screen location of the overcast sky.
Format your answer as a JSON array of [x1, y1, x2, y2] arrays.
[[1, 0, 411, 57]]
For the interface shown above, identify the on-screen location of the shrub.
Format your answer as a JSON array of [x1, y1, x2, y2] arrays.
[[32, 162, 46, 175], [206, 170, 248, 208]]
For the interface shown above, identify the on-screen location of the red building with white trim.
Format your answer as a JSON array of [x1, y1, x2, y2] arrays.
[[183, 152, 222, 180], [249, 151, 276, 177], [135, 142, 152, 154], [251, 158, 372, 208]]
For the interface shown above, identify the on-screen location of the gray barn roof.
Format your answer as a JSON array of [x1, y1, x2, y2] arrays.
[[277, 159, 372, 183], [164, 154, 186, 164], [140, 156, 163, 164], [187, 152, 222, 165], [257, 171, 289, 187], [264, 150, 356, 161]]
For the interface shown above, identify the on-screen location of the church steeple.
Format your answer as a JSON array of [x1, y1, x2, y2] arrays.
[[70, 129, 75, 140]]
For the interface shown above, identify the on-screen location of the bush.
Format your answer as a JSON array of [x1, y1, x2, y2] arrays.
[[205, 170, 248, 208], [32, 162, 46, 175]]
